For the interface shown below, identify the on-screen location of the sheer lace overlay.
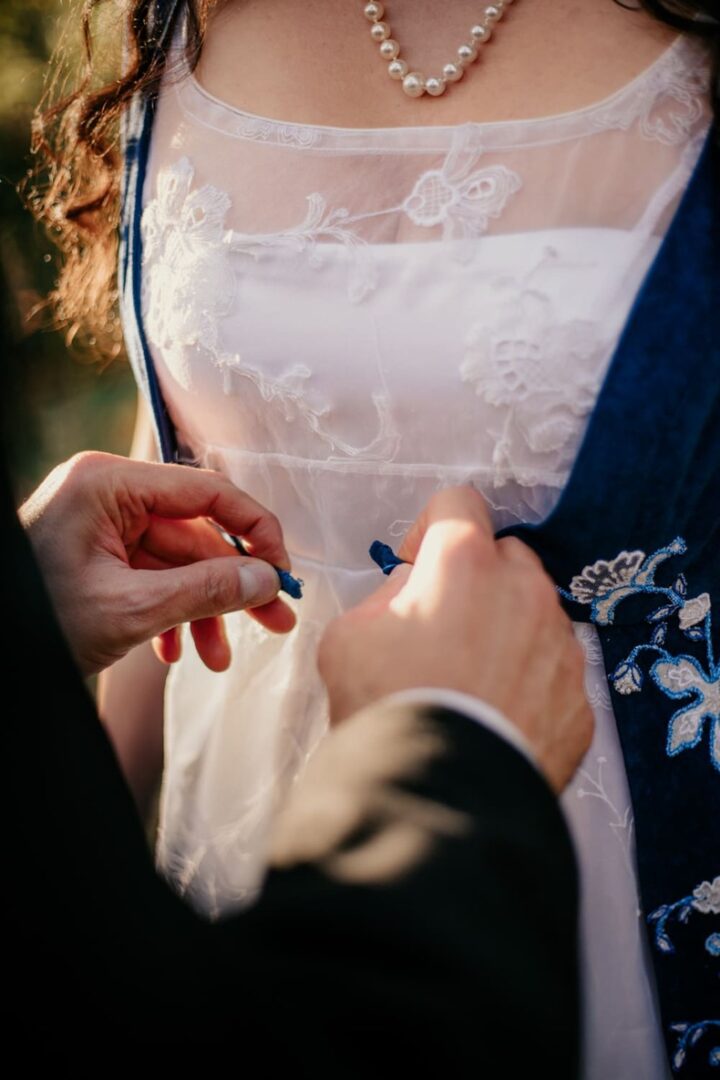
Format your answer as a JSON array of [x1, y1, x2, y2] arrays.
[[138, 16, 711, 1080]]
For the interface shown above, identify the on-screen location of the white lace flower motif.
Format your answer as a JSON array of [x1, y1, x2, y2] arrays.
[[692, 877, 720, 915], [460, 271, 611, 479], [402, 153, 521, 240], [678, 592, 711, 630], [141, 156, 237, 361]]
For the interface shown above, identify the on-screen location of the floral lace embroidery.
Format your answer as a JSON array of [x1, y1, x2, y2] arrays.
[[228, 362, 401, 462], [593, 44, 711, 146], [141, 156, 237, 365], [388, 519, 413, 540], [143, 148, 521, 319], [141, 158, 403, 460], [562, 538, 720, 771], [460, 247, 611, 486], [229, 192, 378, 304], [229, 143, 521, 290], [402, 159, 522, 239]]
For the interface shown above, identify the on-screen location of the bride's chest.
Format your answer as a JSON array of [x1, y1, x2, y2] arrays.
[[141, 160, 659, 490]]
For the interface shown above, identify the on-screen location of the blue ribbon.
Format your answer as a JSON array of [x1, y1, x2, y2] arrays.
[[369, 540, 408, 576], [228, 534, 304, 599]]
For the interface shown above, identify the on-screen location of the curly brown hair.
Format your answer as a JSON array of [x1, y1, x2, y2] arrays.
[[20, 0, 720, 361]]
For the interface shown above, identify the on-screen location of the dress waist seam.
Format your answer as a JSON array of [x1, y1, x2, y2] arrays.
[[176, 441, 568, 485]]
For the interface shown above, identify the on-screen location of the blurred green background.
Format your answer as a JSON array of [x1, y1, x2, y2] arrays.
[[1, 0, 137, 504]]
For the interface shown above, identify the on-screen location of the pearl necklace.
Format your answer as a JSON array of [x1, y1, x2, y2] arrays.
[[363, 1, 516, 98]]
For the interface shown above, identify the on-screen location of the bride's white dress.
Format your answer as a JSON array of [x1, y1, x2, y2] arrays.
[[137, 16, 711, 1078]]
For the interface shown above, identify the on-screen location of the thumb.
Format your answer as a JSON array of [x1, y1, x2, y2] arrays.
[[130, 556, 281, 637]]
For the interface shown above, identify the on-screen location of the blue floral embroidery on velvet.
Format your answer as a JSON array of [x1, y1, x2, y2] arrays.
[[669, 1021, 720, 1072], [562, 537, 688, 625], [648, 877, 720, 954], [649, 880, 719, 1070], [562, 538, 720, 772]]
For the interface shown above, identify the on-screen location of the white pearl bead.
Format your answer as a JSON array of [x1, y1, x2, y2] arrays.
[[470, 24, 492, 43], [388, 58, 409, 80], [364, 0, 512, 102], [442, 61, 464, 83], [370, 21, 391, 42], [402, 71, 426, 98], [379, 38, 400, 60], [363, 2, 384, 21], [425, 75, 446, 97]]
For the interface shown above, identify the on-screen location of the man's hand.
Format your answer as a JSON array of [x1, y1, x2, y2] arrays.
[[318, 487, 592, 793], [19, 451, 296, 676]]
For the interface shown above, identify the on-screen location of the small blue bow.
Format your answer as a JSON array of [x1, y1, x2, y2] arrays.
[[369, 540, 408, 576]]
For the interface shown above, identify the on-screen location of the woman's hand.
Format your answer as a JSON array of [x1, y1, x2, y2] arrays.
[[19, 451, 296, 676], [318, 486, 592, 794]]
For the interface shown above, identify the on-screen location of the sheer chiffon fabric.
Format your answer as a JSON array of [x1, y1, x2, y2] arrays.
[[138, 15, 712, 1078]]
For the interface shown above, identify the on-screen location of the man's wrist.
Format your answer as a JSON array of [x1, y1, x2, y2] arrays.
[[377, 687, 539, 773]]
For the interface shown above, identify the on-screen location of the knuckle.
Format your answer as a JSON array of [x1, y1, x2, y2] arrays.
[[253, 510, 283, 549], [203, 565, 237, 612], [443, 522, 492, 568], [195, 464, 224, 483], [499, 536, 544, 570], [65, 449, 111, 480], [265, 509, 282, 536]]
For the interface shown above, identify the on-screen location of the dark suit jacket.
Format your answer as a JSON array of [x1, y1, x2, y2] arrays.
[[1, 452, 580, 1074]]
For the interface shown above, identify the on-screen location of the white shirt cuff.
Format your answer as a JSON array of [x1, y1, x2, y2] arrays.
[[378, 687, 540, 774]]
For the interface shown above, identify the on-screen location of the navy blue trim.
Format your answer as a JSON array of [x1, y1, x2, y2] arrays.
[[118, 0, 184, 464], [130, 96, 179, 463]]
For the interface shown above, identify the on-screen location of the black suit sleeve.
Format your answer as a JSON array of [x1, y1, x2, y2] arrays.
[[2, 455, 579, 1076]]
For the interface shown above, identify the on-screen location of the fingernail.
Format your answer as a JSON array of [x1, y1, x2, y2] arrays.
[[238, 562, 280, 606]]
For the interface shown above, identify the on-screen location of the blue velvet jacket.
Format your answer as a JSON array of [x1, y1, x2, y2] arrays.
[[118, 3, 720, 1073]]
